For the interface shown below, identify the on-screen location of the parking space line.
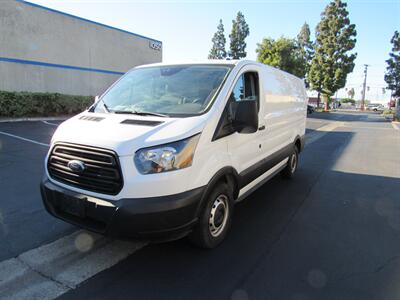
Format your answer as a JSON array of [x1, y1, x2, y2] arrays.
[[0, 130, 49, 147], [42, 120, 59, 126], [305, 121, 344, 147], [0, 230, 146, 299], [344, 125, 393, 130]]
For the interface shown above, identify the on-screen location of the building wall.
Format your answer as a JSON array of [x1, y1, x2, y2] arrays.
[[0, 0, 162, 96]]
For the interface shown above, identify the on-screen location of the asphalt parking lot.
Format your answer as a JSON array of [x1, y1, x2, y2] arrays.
[[0, 114, 336, 263], [0, 111, 399, 300], [0, 119, 74, 261]]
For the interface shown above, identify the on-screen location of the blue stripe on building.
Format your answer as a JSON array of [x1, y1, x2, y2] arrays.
[[0, 57, 125, 75], [15, 0, 162, 44]]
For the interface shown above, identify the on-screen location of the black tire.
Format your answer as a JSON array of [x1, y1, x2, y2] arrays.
[[281, 146, 299, 179], [189, 183, 234, 249]]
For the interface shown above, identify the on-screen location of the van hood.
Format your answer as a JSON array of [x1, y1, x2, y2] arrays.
[[51, 112, 207, 156]]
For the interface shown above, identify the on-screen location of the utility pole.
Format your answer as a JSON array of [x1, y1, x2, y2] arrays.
[[361, 64, 369, 111]]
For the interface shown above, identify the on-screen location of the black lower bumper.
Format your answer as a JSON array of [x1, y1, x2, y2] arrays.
[[41, 177, 205, 241]]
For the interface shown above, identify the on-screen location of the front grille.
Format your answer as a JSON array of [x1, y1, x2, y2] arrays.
[[47, 143, 123, 195]]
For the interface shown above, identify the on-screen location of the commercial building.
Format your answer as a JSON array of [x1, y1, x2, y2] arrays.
[[0, 0, 162, 96]]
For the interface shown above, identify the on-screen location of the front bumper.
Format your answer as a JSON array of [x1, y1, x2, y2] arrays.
[[41, 176, 205, 241]]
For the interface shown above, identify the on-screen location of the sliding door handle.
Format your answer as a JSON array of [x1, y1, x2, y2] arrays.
[[258, 125, 266, 131]]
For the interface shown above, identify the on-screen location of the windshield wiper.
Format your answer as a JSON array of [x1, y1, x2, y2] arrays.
[[113, 110, 168, 117]]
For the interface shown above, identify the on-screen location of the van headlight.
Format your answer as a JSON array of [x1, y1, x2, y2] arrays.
[[134, 134, 201, 174]]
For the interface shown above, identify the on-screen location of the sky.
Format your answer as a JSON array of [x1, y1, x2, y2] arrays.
[[29, 0, 400, 103]]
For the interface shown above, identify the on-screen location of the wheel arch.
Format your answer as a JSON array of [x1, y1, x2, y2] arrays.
[[195, 166, 240, 216], [294, 134, 305, 153]]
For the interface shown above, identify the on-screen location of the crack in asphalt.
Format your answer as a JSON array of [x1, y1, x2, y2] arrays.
[[334, 255, 400, 282], [231, 169, 324, 292], [231, 123, 350, 293], [16, 256, 70, 291]]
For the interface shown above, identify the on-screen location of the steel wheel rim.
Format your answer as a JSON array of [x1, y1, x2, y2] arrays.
[[290, 153, 297, 173], [209, 194, 229, 237]]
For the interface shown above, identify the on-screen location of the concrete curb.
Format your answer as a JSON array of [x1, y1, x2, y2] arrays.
[[0, 116, 70, 123], [334, 109, 381, 114]]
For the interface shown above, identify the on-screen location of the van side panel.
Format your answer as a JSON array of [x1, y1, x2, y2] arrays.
[[261, 66, 306, 156]]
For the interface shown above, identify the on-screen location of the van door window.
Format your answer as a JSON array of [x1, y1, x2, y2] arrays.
[[228, 72, 259, 117], [213, 71, 260, 140], [230, 72, 259, 104], [232, 75, 245, 102]]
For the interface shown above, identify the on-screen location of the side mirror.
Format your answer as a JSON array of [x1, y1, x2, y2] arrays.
[[233, 100, 258, 134], [94, 95, 100, 103]]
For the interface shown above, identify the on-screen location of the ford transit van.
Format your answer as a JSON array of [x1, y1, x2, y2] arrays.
[[41, 60, 307, 248]]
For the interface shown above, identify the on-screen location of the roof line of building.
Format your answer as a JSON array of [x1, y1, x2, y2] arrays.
[[0, 57, 125, 75], [15, 0, 162, 44]]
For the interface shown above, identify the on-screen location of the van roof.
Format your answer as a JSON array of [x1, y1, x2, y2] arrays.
[[133, 60, 303, 82], [135, 60, 259, 68]]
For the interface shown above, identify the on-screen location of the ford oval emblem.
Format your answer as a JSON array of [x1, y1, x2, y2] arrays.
[[67, 160, 86, 173]]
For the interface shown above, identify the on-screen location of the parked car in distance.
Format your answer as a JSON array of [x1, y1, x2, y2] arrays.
[[41, 60, 308, 248], [367, 104, 384, 112], [307, 105, 315, 114]]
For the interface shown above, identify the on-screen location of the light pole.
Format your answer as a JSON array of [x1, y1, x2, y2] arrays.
[[361, 64, 369, 111]]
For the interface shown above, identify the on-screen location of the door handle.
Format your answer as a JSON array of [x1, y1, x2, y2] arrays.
[[258, 125, 266, 131]]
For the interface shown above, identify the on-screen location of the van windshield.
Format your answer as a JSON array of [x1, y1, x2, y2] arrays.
[[94, 65, 231, 117]]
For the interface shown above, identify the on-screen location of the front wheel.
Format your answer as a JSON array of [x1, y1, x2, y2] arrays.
[[281, 147, 299, 179], [189, 183, 233, 249]]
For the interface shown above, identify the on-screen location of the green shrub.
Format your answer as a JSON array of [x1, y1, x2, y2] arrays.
[[382, 108, 394, 115], [0, 91, 93, 118], [340, 98, 356, 105]]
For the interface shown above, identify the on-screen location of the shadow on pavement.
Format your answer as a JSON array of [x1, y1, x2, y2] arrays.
[[57, 129, 400, 300]]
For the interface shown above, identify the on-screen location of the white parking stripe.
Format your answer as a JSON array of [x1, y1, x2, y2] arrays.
[[305, 121, 344, 147], [0, 230, 147, 299], [42, 121, 59, 126], [0, 131, 49, 147], [0, 258, 67, 300]]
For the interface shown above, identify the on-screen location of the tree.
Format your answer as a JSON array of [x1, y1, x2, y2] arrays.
[[296, 22, 314, 86], [385, 31, 400, 96], [208, 20, 227, 59], [256, 37, 307, 78], [229, 11, 250, 59], [384, 31, 400, 120], [297, 23, 313, 56], [347, 87, 355, 99], [308, 0, 357, 111]]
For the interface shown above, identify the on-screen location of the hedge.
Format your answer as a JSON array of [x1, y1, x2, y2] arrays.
[[0, 91, 94, 118], [340, 98, 356, 105]]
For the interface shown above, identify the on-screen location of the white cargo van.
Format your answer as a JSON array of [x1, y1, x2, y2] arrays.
[[41, 60, 307, 248]]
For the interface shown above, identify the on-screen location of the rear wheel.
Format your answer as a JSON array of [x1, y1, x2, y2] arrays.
[[189, 183, 233, 249], [281, 146, 299, 179]]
